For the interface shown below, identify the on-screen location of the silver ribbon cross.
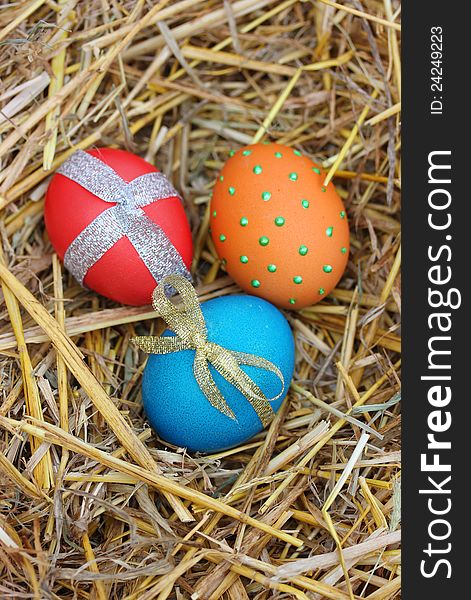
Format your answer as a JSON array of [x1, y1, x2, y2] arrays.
[[57, 150, 191, 286]]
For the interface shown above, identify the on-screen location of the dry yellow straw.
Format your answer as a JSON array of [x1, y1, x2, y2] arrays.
[[0, 1, 401, 594], [181, 45, 299, 76], [352, 243, 401, 387], [0, 56, 108, 160], [259, 359, 401, 514], [366, 102, 401, 126], [82, 533, 107, 600], [0, 450, 47, 500], [0, 262, 193, 522], [43, 0, 73, 170], [321, 431, 370, 600], [252, 69, 302, 144], [0, 0, 46, 43], [52, 256, 68, 434], [384, 0, 402, 99], [3, 416, 304, 548], [0, 251, 53, 490], [317, 0, 401, 31], [0, 262, 157, 472], [323, 88, 380, 188], [358, 476, 388, 530], [99, 0, 172, 74]]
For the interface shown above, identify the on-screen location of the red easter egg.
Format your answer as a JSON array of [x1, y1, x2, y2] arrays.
[[45, 148, 193, 305], [210, 143, 350, 309]]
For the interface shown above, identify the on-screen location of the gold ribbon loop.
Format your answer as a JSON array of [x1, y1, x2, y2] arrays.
[[132, 275, 285, 427]]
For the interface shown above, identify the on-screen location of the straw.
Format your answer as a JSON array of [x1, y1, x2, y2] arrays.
[[0, 1, 401, 596]]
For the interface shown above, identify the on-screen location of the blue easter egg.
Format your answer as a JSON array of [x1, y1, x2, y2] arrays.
[[142, 295, 295, 453]]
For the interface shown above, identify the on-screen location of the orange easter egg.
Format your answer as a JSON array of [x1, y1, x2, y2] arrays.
[[210, 143, 350, 309]]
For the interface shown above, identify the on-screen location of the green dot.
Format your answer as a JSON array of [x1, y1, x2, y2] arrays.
[[240, 255, 248, 264], [259, 236, 269, 246], [289, 172, 298, 181], [319, 288, 325, 295], [221, 258, 227, 266], [341, 247, 347, 254], [321, 186, 327, 192], [340, 210, 346, 219], [240, 217, 248, 227], [326, 226, 333, 237], [274, 216, 285, 227], [229, 186, 235, 195], [262, 141, 271, 145], [298, 245, 308, 256], [212, 210, 217, 217], [274, 152, 283, 158], [219, 175, 224, 182], [289, 298, 296, 305], [267, 264, 277, 273], [293, 149, 302, 156], [301, 199, 310, 209], [253, 165, 263, 175], [242, 150, 252, 156], [219, 234, 226, 242], [312, 167, 321, 174], [293, 276, 303, 284], [251, 279, 261, 288], [262, 191, 272, 201], [323, 265, 333, 273], [229, 150, 235, 157]]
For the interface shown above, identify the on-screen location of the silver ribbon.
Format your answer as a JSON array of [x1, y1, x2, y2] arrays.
[[57, 150, 191, 286]]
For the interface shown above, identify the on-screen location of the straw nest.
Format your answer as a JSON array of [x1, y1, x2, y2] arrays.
[[0, 1, 401, 598]]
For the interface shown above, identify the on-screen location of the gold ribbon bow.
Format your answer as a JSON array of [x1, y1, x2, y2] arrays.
[[132, 275, 285, 427]]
